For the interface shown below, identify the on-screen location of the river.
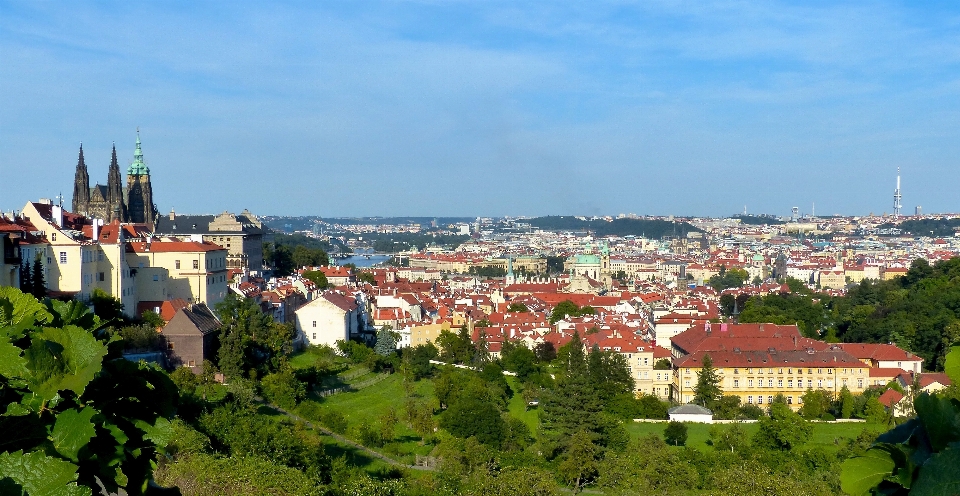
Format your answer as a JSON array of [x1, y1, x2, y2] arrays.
[[337, 248, 393, 268]]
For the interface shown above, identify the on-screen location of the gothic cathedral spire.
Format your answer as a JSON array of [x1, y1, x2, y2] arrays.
[[71, 144, 90, 215], [106, 144, 127, 223]]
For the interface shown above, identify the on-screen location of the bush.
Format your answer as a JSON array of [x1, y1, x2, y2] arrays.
[[664, 421, 688, 446], [321, 410, 349, 434]]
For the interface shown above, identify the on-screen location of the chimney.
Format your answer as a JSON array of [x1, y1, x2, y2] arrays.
[[51, 205, 63, 227], [92, 219, 101, 240], [169, 208, 176, 221]]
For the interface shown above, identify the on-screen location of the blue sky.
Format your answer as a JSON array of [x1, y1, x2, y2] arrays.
[[2, 1, 959, 217]]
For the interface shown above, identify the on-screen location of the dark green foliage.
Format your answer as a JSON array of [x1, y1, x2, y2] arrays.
[[90, 288, 124, 321], [882, 217, 960, 237], [118, 323, 161, 352], [506, 302, 528, 313], [534, 341, 557, 362], [435, 327, 475, 364], [708, 266, 749, 291], [403, 342, 438, 380], [754, 402, 812, 451], [549, 300, 596, 324], [526, 216, 701, 238], [0, 287, 179, 495], [301, 270, 329, 289], [545, 255, 566, 275], [260, 368, 306, 410], [710, 395, 743, 420], [214, 293, 292, 379], [499, 340, 538, 381], [30, 253, 45, 298], [663, 421, 688, 446], [18, 260, 32, 294], [693, 354, 722, 407], [469, 265, 507, 278], [653, 357, 672, 370]]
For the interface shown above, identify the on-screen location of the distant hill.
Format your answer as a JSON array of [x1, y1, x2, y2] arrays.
[[261, 216, 475, 233], [527, 216, 701, 238], [730, 215, 785, 225], [879, 218, 960, 237]]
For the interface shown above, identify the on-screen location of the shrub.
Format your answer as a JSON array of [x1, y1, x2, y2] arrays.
[[664, 421, 688, 446]]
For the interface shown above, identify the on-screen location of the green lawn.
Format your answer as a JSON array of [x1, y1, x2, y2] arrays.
[[505, 377, 540, 438], [625, 420, 881, 451], [297, 374, 437, 465]]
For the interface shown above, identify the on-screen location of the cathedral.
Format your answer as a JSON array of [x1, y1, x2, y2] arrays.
[[72, 133, 158, 228]]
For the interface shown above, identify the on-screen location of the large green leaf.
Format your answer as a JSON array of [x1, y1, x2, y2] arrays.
[[911, 448, 960, 496], [45, 299, 98, 329], [135, 417, 174, 448], [0, 287, 52, 339], [24, 325, 107, 400], [0, 340, 27, 378], [945, 344, 960, 385], [0, 450, 90, 496], [840, 449, 896, 496], [914, 393, 960, 452], [51, 407, 97, 462]]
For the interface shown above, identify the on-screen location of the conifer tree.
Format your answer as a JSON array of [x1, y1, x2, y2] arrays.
[[693, 354, 722, 407], [374, 325, 397, 356], [18, 260, 32, 294], [31, 253, 46, 298], [540, 331, 602, 457]]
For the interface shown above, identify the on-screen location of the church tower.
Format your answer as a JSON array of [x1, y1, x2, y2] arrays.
[[71, 144, 90, 215], [125, 132, 158, 228], [106, 144, 127, 223]]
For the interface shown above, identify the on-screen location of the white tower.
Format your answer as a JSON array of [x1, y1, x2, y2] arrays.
[[893, 168, 902, 218]]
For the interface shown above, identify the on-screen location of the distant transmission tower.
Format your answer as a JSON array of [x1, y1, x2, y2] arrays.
[[893, 167, 902, 218]]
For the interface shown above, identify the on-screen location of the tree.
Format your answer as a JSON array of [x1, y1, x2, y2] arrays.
[[90, 288, 124, 321], [558, 429, 600, 493], [499, 341, 537, 382], [534, 341, 557, 362], [653, 358, 672, 370], [440, 379, 506, 448], [692, 354, 722, 407], [261, 367, 306, 410], [214, 293, 279, 379], [357, 271, 376, 285], [403, 343, 438, 380], [18, 260, 32, 294], [799, 389, 833, 420], [373, 325, 397, 356], [837, 385, 855, 419], [506, 302, 529, 313], [753, 402, 812, 451], [550, 300, 580, 324], [301, 270, 329, 289], [31, 253, 45, 298], [539, 332, 604, 456], [663, 421, 688, 446]]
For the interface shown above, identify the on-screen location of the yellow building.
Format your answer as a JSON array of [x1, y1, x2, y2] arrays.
[[408, 321, 453, 346], [125, 239, 229, 307], [672, 348, 870, 411]]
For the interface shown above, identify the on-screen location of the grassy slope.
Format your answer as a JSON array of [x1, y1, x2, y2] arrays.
[[626, 420, 880, 450]]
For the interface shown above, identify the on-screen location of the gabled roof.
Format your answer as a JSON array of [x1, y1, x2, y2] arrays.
[[162, 303, 221, 336], [668, 404, 712, 415]]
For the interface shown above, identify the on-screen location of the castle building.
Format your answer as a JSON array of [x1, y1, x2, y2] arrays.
[[72, 133, 158, 228]]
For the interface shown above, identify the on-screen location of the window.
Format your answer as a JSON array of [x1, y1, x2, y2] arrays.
[[767, 396, 773, 404], [818, 380, 823, 388], [758, 396, 763, 404], [312, 321, 317, 327], [312, 333, 316, 340], [733, 368, 739, 374], [788, 380, 793, 388], [858, 379, 864, 388], [748, 379, 754, 387], [808, 379, 813, 388], [188, 361, 195, 367], [98, 272, 104, 282], [193, 260, 199, 269], [787, 397, 792, 404], [59, 252, 67, 264], [778, 379, 783, 388], [684, 380, 690, 387], [733, 379, 739, 388], [152, 274, 159, 281], [175, 260, 181, 269], [52, 233, 57, 241], [768, 379, 773, 387], [748, 396, 753, 404]]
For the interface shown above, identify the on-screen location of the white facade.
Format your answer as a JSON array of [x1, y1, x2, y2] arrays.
[[294, 294, 359, 348]]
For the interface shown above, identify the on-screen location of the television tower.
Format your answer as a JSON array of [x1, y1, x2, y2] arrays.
[[893, 167, 902, 218]]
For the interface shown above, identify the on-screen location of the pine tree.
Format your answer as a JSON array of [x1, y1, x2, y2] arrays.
[[374, 325, 396, 356], [19, 260, 32, 294], [540, 331, 603, 457], [31, 254, 46, 299], [693, 354, 722, 407]]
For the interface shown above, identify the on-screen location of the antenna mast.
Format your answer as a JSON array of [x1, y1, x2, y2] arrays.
[[893, 167, 902, 218]]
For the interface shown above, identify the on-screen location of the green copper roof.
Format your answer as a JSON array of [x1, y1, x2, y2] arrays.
[[127, 133, 150, 176]]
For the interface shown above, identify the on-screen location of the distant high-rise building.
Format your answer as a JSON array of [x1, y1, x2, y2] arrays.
[[893, 168, 902, 218], [915, 206, 922, 216]]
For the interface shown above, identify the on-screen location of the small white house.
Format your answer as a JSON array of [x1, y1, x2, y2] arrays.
[[668, 404, 713, 424], [294, 291, 361, 348]]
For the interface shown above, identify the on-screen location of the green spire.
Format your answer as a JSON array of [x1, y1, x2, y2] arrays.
[[127, 131, 149, 175]]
